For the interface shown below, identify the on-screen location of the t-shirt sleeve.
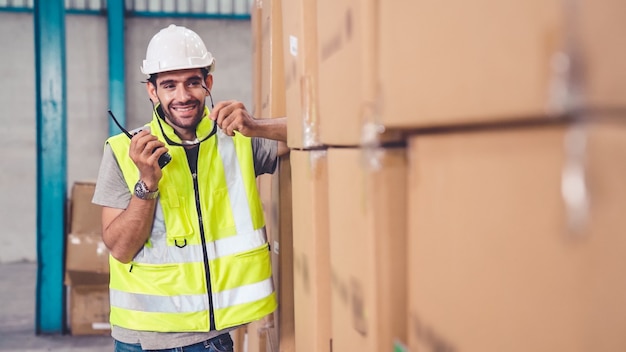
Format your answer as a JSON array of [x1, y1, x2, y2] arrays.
[[92, 144, 132, 209], [252, 137, 278, 176]]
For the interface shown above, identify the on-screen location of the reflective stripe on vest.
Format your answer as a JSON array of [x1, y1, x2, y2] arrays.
[[110, 277, 274, 312], [131, 228, 267, 264], [217, 128, 255, 234]]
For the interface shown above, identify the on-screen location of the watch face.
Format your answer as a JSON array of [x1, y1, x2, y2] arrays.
[[134, 180, 157, 200], [134, 181, 145, 197]]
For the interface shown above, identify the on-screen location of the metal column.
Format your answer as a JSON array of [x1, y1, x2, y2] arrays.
[[108, 0, 126, 135], [34, 0, 67, 334]]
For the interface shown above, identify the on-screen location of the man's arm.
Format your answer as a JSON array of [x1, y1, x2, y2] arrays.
[[253, 117, 289, 156], [98, 130, 168, 263], [102, 199, 156, 264], [246, 115, 289, 156]]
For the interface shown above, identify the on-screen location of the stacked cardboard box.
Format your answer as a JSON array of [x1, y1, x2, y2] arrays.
[[64, 181, 110, 336], [326, 148, 408, 352], [247, 0, 295, 351], [267, 0, 626, 351], [314, 0, 626, 145], [406, 123, 626, 351], [289, 149, 330, 352], [278, 0, 410, 351]]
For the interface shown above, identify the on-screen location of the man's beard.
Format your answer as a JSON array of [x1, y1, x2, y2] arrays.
[[158, 100, 205, 131]]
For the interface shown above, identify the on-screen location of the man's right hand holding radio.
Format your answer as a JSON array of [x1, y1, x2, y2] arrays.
[[129, 129, 168, 191]]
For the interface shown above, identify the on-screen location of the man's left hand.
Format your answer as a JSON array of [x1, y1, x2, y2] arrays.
[[210, 100, 257, 137]]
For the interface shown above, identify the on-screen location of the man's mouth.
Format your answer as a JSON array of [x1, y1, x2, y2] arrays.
[[172, 104, 197, 112]]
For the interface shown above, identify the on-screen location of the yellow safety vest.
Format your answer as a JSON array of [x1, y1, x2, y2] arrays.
[[105, 107, 276, 332]]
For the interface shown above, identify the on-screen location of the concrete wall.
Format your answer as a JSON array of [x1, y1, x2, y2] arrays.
[[0, 12, 252, 262]]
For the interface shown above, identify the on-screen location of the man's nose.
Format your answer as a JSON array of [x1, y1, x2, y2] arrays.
[[174, 84, 191, 100]]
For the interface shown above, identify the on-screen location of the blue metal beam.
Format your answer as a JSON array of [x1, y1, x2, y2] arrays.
[[34, 0, 67, 334], [108, 0, 126, 135]]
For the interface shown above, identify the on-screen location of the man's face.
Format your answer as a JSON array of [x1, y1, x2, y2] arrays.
[[147, 68, 213, 132]]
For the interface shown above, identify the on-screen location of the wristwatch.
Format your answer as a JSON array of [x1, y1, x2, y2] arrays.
[[134, 180, 159, 200]]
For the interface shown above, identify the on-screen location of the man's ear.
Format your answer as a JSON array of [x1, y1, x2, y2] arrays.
[[205, 74, 214, 94], [146, 81, 159, 104]]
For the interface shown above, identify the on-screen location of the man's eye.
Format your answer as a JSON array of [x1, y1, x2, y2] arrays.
[[188, 81, 201, 87], [163, 84, 175, 89]]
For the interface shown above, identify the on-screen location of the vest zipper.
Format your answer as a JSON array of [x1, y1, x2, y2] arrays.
[[191, 170, 216, 331]]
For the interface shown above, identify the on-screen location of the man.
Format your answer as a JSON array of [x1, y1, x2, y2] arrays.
[[92, 24, 288, 352]]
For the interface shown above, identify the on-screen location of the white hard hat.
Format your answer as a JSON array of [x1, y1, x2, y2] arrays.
[[141, 24, 215, 76]]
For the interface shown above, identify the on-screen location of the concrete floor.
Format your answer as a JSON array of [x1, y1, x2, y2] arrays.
[[0, 261, 114, 352]]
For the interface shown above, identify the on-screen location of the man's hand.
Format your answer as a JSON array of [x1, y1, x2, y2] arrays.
[[210, 100, 258, 137], [210, 100, 288, 145], [129, 130, 167, 190]]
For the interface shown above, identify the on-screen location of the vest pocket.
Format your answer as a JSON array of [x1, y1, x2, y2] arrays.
[[126, 261, 202, 293], [214, 243, 272, 290], [233, 243, 270, 259], [128, 261, 179, 273], [161, 195, 195, 243]]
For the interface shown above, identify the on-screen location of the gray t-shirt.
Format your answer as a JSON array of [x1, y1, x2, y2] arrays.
[[92, 136, 278, 350]]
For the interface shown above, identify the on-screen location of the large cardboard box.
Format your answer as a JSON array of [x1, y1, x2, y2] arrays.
[[378, 0, 626, 129], [265, 325, 280, 352], [290, 150, 331, 352], [259, 156, 295, 352], [65, 181, 111, 335], [281, 0, 321, 149], [231, 325, 247, 352], [68, 284, 110, 336], [259, 0, 286, 119], [269, 156, 295, 352], [327, 147, 407, 351], [64, 232, 109, 286], [251, 0, 263, 117], [407, 122, 626, 351], [317, 0, 626, 145], [69, 181, 102, 235], [316, 0, 396, 146], [257, 173, 275, 245], [247, 315, 274, 352], [64, 181, 109, 286]]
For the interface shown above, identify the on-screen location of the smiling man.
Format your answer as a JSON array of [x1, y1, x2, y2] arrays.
[[92, 24, 288, 352]]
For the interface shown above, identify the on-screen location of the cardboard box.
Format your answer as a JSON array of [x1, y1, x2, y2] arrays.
[[231, 326, 247, 352], [327, 147, 407, 351], [64, 232, 109, 286], [266, 326, 279, 352], [257, 173, 275, 245], [257, 157, 294, 352], [247, 314, 274, 352], [259, 0, 286, 119], [290, 150, 331, 352], [251, 0, 263, 117], [281, 0, 321, 149], [407, 122, 626, 351], [316, 0, 388, 146], [378, 0, 626, 129], [69, 181, 102, 235], [316, 0, 626, 145], [269, 156, 295, 352], [68, 284, 111, 336]]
